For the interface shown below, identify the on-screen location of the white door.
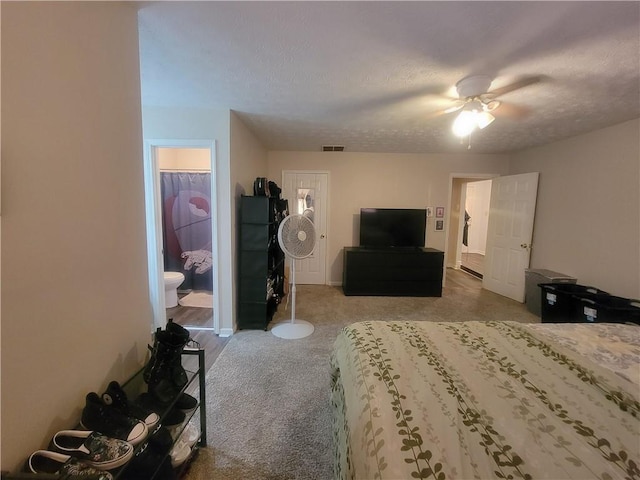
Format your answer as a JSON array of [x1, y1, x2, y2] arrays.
[[483, 172, 539, 302], [282, 171, 328, 284]]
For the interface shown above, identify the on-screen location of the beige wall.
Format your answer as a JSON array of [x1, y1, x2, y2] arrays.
[[447, 179, 465, 267], [268, 152, 510, 285], [230, 111, 269, 329], [509, 118, 640, 298], [1, 2, 151, 471], [158, 148, 211, 171], [230, 112, 269, 197]]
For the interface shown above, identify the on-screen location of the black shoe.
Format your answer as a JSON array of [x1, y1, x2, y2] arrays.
[[102, 381, 160, 430], [26, 450, 114, 479], [120, 443, 177, 480], [175, 392, 198, 411], [49, 430, 133, 470], [147, 426, 173, 455], [136, 393, 186, 427], [81, 392, 148, 445]]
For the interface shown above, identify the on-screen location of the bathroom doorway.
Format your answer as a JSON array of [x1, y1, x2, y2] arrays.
[[144, 140, 219, 332]]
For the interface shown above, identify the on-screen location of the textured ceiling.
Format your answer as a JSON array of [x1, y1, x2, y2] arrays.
[[138, 2, 640, 154]]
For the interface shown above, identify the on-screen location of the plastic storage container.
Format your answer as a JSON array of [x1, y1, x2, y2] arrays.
[[539, 283, 609, 323], [576, 295, 640, 324], [525, 269, 577, 316]]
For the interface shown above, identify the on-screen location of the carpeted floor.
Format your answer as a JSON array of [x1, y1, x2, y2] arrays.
[[184, 273, 540, 480]]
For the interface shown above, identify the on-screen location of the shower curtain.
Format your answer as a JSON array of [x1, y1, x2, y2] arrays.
[[161, 172, 213, 291]]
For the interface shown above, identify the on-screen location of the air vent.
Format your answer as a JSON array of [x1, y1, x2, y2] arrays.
[[322, 145, 345, 152]]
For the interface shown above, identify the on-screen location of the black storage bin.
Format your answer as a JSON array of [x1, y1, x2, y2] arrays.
[[576, 295, 640, 324], [539, 283, 609, 323], [525, 269, 576, 317]]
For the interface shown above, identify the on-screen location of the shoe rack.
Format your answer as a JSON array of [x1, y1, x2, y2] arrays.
[[1, 348, 207, 480]]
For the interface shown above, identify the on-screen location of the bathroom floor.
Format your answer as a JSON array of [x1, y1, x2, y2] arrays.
[[166, 292, 213, 329]]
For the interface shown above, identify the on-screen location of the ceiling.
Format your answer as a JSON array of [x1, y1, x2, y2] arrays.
[[137, 1, 640, 154]]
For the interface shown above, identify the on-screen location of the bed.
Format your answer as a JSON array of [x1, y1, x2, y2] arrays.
[[330, 320, 639, 480]]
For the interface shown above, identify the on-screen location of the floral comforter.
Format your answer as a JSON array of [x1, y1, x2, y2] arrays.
[[330, 321, 639, 480]]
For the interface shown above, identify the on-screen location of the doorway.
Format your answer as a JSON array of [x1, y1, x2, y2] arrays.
[[143, 140, 220, 332], [460, 179, 491, 278], [446, 172, 539, 302], [445, 174, 495, 285]]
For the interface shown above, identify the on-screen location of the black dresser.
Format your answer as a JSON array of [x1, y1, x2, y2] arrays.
[[342, 247, 444, 296]]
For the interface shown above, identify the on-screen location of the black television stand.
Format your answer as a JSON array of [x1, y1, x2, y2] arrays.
[[342, 247, 444, 296]]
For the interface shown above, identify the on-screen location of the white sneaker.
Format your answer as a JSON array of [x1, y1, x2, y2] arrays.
[[170, 440, 191, 467]]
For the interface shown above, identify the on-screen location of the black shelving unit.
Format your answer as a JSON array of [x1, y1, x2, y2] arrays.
[[238, 195, 287, 330]]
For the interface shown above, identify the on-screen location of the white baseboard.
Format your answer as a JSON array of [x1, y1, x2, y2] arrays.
[[218, 327, 234, 337]]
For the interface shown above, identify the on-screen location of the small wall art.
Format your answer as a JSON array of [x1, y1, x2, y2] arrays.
[[435, 219, 444, 231], [435, 207, 445, 218]]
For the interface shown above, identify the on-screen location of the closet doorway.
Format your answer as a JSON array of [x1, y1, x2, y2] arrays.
[[144, 140, 219, 332]]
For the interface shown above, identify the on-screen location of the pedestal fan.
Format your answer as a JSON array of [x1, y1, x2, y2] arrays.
[[271, 214, 316, 339]]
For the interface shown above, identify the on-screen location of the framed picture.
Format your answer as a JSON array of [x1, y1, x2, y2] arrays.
[[435, 219, 444, 231], [435, 207, 445, 218]]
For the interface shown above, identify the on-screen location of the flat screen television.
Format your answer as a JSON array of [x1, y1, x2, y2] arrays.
[[359, 208, 427, 248]]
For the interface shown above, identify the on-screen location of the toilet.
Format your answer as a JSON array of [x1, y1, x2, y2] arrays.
[[164, 272, 185, 308]]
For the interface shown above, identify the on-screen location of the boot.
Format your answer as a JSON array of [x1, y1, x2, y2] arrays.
[[164, 321, 191, 389], [143, 321, 190, 405]]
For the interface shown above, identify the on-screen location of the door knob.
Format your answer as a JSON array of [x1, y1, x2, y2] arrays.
[[520, 243, 531, 249], [320, 234, 326, 239]]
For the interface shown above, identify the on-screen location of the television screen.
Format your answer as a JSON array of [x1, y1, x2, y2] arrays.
[[359, 208, 426, 248]]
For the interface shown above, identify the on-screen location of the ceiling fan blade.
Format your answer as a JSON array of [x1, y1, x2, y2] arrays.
[[493, 101, 531, 120], [443, 102, 465, 114], [488, 75, 544, 97], [330, 84, 451, 118]]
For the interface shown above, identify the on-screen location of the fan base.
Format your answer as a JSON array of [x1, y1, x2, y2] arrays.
[[271, 320, 314, 339]]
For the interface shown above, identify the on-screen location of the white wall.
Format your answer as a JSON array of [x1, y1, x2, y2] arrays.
[[268, 151, 510, 285], [509, 118, 640, 298], [1, 3, 151, 471]]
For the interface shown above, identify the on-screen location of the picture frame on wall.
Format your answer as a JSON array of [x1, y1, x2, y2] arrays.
[[435, 219, 444, 231], [435, 207, 445, 218]]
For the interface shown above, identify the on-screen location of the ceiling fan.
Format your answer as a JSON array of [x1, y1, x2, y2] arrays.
[[443, 74, 542, 137]]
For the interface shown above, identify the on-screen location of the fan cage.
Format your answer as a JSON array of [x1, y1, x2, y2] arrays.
[[278, 214, 316, 259]]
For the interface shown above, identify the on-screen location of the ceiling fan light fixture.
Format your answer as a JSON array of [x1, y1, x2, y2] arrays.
[[477, 111, 495, 129], [452, 105, 496, 137], [452, 110, 477, 137], [484, 99, 501, 111]]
